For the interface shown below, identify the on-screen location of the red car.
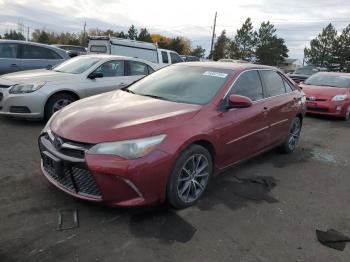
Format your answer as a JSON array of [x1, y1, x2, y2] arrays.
[[39, 63, 305, 208], [300, 72, 350, 120]]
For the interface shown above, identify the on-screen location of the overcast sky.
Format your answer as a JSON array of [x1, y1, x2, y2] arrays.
[[0, 0, 349, 60]]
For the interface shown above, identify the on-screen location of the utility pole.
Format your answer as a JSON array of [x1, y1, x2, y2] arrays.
[[210, 11, 217, 60], [27, 26, 29, 41], [83, 21, 86, 46]]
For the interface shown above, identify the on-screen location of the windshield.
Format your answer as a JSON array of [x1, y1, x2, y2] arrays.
[[127, 65, 232, 105], [294, 67, 318, 75], [53, 56, 101, 74], [304, 74, 350, 88]]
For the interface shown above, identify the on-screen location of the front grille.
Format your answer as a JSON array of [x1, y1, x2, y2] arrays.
[[306, 97, 327, 101], [40, 135, 102, 199], [308, 107, 329, 112]]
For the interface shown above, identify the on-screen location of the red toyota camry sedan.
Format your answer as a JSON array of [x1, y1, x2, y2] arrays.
[[300, 72, 350, 120], [39, 62, 305, 208]]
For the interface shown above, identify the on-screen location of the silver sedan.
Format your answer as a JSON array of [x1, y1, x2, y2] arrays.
[[0, 54, 159, 120]]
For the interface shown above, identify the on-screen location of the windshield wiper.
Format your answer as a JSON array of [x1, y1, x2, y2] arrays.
[[121, 88, 136, 94]]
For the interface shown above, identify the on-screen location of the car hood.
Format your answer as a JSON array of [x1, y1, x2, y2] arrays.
[[0, 69, 80, 85], [51, 90, 201, 144], [300, 84, 348, 99]]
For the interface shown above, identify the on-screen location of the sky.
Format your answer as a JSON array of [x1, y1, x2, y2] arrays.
[[0, 0, 349, 61]]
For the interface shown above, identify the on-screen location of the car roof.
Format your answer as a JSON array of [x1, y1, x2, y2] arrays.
[[314, 71, 350, 77], [76, 54, 160, 68], [176, 61, 278, 71]]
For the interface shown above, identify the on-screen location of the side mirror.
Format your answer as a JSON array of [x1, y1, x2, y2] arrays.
[[228, 95, 252, 108], [88, 72, 104, 79], [67, 50, 79, 58], [46, 65, 53, 70]]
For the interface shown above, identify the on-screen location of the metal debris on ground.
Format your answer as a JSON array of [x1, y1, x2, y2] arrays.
[[56, 209, 79, 231]]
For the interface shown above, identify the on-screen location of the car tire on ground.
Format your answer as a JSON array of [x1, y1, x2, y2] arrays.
[[44, 93, 77, 120], [342, 105, 350, 121], [167, 145, 213, 209], [280, 117, 302, 154]]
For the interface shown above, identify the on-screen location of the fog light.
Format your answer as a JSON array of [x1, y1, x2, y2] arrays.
[[336, 106, 342, 112]]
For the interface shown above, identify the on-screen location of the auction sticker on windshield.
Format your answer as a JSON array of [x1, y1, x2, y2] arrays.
[[203, 71, 228, 78]]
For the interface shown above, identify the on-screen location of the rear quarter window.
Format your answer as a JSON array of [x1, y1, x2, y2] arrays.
[[0, 43, 17, 58], [90, 45, 107, 53]]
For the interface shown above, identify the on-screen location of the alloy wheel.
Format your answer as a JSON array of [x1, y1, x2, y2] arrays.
[[288, 119, 301, 151], [177, 154, 210, 203], [52, 98, 73, 114]]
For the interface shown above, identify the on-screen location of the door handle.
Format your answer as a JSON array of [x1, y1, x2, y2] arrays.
[[119, 83, 127, 87], [10, 64, 18, 67]]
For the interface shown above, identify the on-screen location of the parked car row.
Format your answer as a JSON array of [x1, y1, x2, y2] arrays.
[[0, 54, 158, 119]]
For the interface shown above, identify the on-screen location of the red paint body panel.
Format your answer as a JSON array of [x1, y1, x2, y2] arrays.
[[41, 63, 305, 206]]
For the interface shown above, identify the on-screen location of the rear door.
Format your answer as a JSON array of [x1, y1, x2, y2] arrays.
[[84, 60, 128, 96], [0, 43, 19, 75], [18, 44, 65, 71], [259, 70, 298, 145], [219, 70, 270, 168], [125, 60, 153, 84]]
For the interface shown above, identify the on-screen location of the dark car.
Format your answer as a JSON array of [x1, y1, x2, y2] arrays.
[[53, 45, 87, 57], [288, 66, 324, 83], [181, 55, 200, 62], [38, 62, 305, 208], [0, 40, 69, 75]]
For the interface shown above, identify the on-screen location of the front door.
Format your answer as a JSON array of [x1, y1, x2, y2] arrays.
[[219, 70, 270, 168], [0, 43, 19, 75]]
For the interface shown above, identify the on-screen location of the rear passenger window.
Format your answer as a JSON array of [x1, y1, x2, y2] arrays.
[[230, 70, 264, 101], [170, 52, 183, 64], [20, 45, 62, 59], [260, 70, 286, 97], [0, 43, 17, 58], [95, 60, 124, 77], [129, 61, 148, 75], [161, 51, 168, 64]]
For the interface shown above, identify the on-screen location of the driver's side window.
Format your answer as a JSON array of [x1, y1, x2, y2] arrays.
[[228, 70, 264, 101], [94, 60, 124, 77]]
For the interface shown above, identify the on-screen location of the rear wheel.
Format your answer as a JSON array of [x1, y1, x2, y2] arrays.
[[280, 117, 302, 154], [167, 145, 213, 209], [45, 93, 77, 120], [343, 105, 350, 121]]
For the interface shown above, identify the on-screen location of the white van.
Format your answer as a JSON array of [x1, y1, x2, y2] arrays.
[[88, 36, 183, 68]]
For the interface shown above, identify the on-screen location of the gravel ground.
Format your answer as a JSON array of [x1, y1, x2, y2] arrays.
[[0, 114, 349, 262]]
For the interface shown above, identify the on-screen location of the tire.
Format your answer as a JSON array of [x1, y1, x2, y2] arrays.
[[280, 117, 302, 154], [342, 105, 350, 121], [44, 93, 77, 120], [167, 145, 213, 209]]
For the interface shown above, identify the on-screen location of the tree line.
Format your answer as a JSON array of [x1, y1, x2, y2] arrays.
[[210, 18, 289, 66], [0, 25, 206, 58], [304, 23, 350, 72]]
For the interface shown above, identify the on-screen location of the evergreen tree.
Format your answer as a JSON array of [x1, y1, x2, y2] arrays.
[[255, 21, 288, 66], [304, 23, 337, 69], [191, 46, 206, 58], [118, 31, 127, 39], [4, 30, 25, 40], [137, 28, 152, 42], [334, 24, 350, 72], [232, 18, 255, 61], [127, 25, 138, 40], [211, 30, 230, 61]]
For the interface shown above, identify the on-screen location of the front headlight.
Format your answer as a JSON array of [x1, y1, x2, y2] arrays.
[[9, 82, 46, 94], [332, 94, 347, 101], [87, 134, 166, 159]]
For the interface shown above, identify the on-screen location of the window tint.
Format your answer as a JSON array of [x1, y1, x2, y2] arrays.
[[0, 43, 17, 58], [95, 60, 124, 77], [129, 61, 149, 75], [260, 70, 286, 97], [161, 51, 168, 63], [283, 79, 294, 92], [21, 45, 62, 59], [148, 66, 155, 74], [230, 70, 264, 101], [90, 45, 107, 53], [129, 66, 231, 105], [170, 52, 183, 64]]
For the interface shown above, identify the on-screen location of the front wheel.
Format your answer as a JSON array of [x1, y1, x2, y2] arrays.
[[280, 117, 302, 154], [45, 93, 77, 120], [167, 145, 213, 209], [343, 105, 350, 121]]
